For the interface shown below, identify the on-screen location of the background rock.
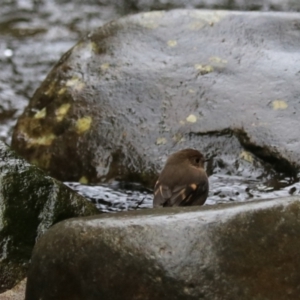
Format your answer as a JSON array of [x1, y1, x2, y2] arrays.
[[11, 9, 300, 187], [0, 0, 121, 145], [25, 196, 300, 300], [0, 141, 99, 293], [2, 0, 300, 146], [118, 0, 300, 12]]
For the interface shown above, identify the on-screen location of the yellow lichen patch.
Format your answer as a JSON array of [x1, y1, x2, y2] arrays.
[[240, 151, 253, 163], [100, 63, 110, 71], [66, 76, 85, 92], [142, 11, 165, 19], [58, 87, 67, 95], [74, 42, 83, 50], [88, 42, 98, 53], [167, 40, 177, 47], [188, 21, 206, 30], [37, 152, 52, 169], [139, 11, 165, 29], [188, 89, 195, 94], [76, 41, 98, 54], [27, 133, 56, 147], [141, 21, 158, 29], [30, 158, 39, 166], [55, 103, 71, 122], [66, 76, 79, 86], [190, 10, 227, 25], [75, 116, 92, 134], [172, 133, 185, 143], [79, 176, 89, 184], [194, 64, 214, 75], [209, 56, 228, 65], [272, 100, 288, 110], [44, 80, 56, 96], [34, 108, 46, 119], [186, 114, 197, 123], [156, 137, 167, 145]]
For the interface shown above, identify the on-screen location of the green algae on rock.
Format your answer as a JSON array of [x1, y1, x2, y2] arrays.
[[0, 141, 99, 293]]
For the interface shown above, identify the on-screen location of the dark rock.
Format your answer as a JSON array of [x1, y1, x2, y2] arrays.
[[11, 10, 300, 186], [0, 141, 99, 293], [25, 196, 300, 300]]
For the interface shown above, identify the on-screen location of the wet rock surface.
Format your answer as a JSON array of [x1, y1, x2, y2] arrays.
[[25, 196, 300, 300], [11, 9, 300, 191], [0, 0, 121, 145], [0, 141, 99, 293], [118, 0, 300, 12]]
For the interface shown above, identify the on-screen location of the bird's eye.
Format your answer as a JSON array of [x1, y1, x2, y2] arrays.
[[195, 158, 200, 164]]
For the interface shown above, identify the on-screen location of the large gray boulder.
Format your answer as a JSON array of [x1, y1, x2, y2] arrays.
[[25, 196, 300, 300], [119, 0, 300, 11], [11, 10, 300, 186], [0, 141, 99, 293]]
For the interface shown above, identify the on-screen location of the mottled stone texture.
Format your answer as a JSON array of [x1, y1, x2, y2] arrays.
[[26, 196, 300, 300], [0, 141, 99, 293], [0, 279, 26, 300], [12, 10, 300, 186], [116, 0, 300, 12]]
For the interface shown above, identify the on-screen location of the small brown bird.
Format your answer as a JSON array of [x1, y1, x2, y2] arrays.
[[153, 148, 208, 207]]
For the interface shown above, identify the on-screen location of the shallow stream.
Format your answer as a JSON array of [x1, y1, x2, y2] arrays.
[[64, 173, 300, 212]]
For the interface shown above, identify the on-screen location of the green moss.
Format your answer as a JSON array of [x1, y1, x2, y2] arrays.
[[0, 142, 99, 292]]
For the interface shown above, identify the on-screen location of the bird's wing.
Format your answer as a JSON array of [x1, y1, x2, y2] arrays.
[[153, 181, 172, 207], [153, 170, 208, 207], [167, 184, 191, 206], [179, 177, 209, 206]]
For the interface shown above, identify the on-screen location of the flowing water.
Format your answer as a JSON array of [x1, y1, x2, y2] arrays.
[[64, 173, 300, 213]]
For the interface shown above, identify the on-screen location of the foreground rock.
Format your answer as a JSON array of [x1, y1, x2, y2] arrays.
[[0, 141, 99, 293], [26, 196, 300, 300], [0, 279, 26, 300], [11, 10, 300, 186]]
